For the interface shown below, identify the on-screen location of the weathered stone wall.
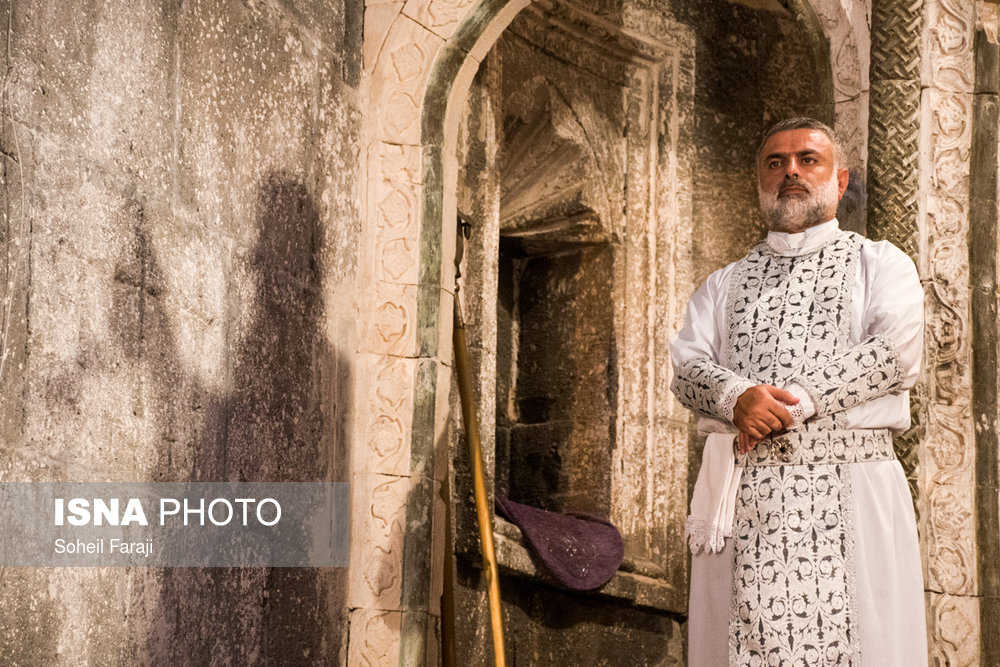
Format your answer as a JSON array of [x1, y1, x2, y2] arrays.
[[0, 0, 361, 662], [671, 0, 833, 285]]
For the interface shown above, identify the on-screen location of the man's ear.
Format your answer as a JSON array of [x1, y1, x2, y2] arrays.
[[836, 167, 850, 199]]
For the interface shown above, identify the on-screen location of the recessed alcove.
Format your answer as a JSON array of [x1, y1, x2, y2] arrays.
[[496, 237, 616, 515], [452, 0, 695, 606]]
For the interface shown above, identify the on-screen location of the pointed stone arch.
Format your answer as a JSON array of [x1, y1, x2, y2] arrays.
[[348, 2, 532, 662]]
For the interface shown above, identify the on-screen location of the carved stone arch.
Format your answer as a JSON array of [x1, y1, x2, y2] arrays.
[[349, 1, 535, 664], [802, 0, 871, 170]]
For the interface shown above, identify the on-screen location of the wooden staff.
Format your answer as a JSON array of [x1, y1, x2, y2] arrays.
[[451, 216, 506, 667]]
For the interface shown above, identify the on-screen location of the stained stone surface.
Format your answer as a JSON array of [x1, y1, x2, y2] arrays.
[[0, 0, 361, 662], [0, 0, 993, 663], [454, 559, 685, 666]]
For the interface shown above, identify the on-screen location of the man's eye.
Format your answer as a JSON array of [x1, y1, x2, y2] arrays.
[[802, 157, 816, 164], [768, 160, 781, 168]]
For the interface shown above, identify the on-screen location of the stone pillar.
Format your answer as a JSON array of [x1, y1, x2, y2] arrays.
[[870, 0, 997, 662], [970, 3, 1000, 664], [917, 0, 987, 663], [350, 0, 529, 662], [867, 0, 924, 508]]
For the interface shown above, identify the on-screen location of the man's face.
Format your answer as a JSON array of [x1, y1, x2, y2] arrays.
[[756, 128, 849, 233]]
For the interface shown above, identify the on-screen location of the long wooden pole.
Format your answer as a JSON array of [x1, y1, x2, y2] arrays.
[[452, 290, 507, 667]]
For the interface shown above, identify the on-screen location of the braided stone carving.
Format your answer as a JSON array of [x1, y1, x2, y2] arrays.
[[866, 0, 924, 504]]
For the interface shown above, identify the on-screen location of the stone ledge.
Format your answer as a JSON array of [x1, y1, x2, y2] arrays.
[[491, 517, 685, 614]]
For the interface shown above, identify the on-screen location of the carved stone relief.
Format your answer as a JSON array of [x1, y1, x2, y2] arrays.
[[497, 76, 612, 242], [812, 0, 870, 170], [362, 354, 417, 475], [349, 472, 414, 610], [924, 0, 975, 91], [928, 593, 981, 665], [346, 609, 402, 666], [920, 12, 979, 658], [403, 0, 477, 40], [867, 0, 924, 515], [867, 0, 981, 662], [811, 0, 866, 99]]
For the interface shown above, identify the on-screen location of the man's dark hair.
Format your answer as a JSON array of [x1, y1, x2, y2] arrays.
[[757, 117, 845, 168]]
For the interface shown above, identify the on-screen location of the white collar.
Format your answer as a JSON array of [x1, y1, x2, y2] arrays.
[[765, 218, 841, 256]]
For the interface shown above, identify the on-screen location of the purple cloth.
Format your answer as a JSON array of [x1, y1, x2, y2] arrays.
[[495, 494, 624, 590]]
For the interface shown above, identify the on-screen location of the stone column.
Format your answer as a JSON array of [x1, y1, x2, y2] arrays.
[[867, 2, 924, 507], [867, 0, 1000, 662], [869, 0, 999, 662], [970, 3, 1000, 664], [350, 0, 529, 662], [917, 0, 987, 663]]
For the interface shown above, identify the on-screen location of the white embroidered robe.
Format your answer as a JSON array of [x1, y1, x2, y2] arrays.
[[670, 219, 927, 666]]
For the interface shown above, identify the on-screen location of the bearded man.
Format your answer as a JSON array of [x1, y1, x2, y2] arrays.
[[670, 118, 927, 666]]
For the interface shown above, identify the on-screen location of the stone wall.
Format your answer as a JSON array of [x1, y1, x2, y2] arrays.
[[0, 0, 361, 662], [671, 0, 833, 285], [1, 0, 994, 663]]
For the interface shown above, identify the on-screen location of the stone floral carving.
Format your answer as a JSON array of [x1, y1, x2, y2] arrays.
[[391, 43, 426, 82], [347, 610, 401, 666], [374, 301, 407, 345], [812, 0, 864, 100], [377, 188, 413, 230], [918, 0, 979, 661], [369, 414, 404, 458], [927, 0, 974, 91], [381, 238, 416, 281], [929, 594, 980, 666], [402, 0, 476, 39], [370, 16, 443, 145], [927, 484, 975, 594], [427, 0, 475, 29], [380, 143, 422, 185]]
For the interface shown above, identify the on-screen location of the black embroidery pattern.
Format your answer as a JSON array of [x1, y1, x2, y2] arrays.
[[739, 428, 894, 467], [731, 463, 857, 666], [672, 357, 753, 421], [793, 335, 903, 417], [725, 233, 865, 665], [724, 236, 861, 397]]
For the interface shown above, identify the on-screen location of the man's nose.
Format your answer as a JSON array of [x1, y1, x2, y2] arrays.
[[783, 158, 801, 178]]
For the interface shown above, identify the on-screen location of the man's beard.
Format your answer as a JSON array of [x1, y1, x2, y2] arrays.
[[758, 173, 839, 232]]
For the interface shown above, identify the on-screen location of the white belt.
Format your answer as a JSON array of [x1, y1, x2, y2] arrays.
[[739, 428, 895, 467]]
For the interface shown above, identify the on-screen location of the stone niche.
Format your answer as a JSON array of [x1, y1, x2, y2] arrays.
[[495, 74, 617, 515], [453, 0, 696, 607]]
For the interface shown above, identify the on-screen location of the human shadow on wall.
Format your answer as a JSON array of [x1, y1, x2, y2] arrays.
[[114, 173, 349, 663]]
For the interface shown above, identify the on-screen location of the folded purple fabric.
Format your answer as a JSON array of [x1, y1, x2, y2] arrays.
[[495, 494, 624, 590]]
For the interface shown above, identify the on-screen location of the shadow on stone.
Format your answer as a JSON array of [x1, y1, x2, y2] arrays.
[[126, 173, 349, 663]]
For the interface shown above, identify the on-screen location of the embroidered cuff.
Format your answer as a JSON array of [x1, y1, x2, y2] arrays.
[[791, 335, 904, 418], [672, 358, 755, 423]]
